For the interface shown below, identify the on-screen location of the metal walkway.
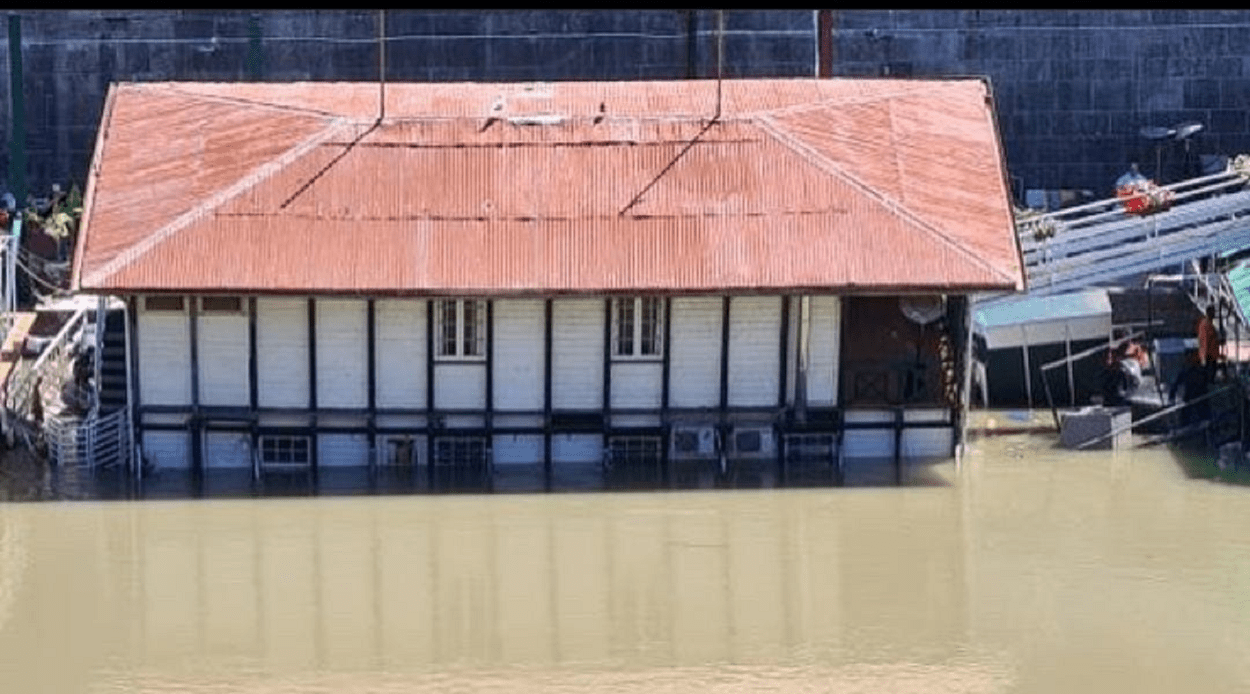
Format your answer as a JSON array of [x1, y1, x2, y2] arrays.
[[1010, 162, 1250, 300]]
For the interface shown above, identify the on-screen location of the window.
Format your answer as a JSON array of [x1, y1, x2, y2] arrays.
[[259, 435, 311, 468], [144, 295, 185, 312], [612, 297, 663, 359], [608, 435, 663, 467], [200, 296, 243, 313], [433, 436, 489, 468], [379, 436, 418, 468], [435, 299, 486, 360]]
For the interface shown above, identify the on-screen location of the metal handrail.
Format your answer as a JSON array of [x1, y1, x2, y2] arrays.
[[43, 407, 130, 469], [3, 308, 88, 419]]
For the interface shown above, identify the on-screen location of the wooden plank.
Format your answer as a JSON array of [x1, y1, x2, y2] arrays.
[[0, 311, 37, 390]]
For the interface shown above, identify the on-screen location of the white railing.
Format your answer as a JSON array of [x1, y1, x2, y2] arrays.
[[3, 308, 88, 422], [0, 229, 17, 342], [43, 407, 130, 469], [1015, 163, 1250, 297]]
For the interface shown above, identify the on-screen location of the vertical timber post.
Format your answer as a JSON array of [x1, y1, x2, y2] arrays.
[[189, 295, 202, 473], [543, 298, 553, 488], [7, 14, 27, 205], [307, 298, 318, 488], [248, 297, 259, 482]]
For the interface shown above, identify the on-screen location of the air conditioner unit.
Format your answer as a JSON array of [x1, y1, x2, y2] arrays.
[[729, 426, 776, 458], [670, 425, 718, 459]]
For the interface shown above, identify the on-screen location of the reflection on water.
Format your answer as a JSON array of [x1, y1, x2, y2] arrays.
[[1, 432, 1249, 693]]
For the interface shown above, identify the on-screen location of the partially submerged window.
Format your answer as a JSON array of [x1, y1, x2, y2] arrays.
[[144, 296, 185, 312], [259, 435, 311, 468], [379, 435, 419, 468], [435, 299, 487, 360], [612, 297, 663, 359], [200, 296, 243, 314], [432, 436, 489, 468], [608, 435, 663, 467]]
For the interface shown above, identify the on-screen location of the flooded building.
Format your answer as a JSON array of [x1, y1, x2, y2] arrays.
[[69, 78, 1023, 478]]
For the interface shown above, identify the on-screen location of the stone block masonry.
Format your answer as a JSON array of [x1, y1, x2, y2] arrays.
[[4, 10, 1250, 200]]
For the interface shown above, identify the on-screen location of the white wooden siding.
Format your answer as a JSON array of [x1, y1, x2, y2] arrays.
[[492, 299, 544, 412], [669, 297, 722, 409], [375, 299, 426, 410], [138, 305, 191, 406], [727, 296, 781, 408], [319, 433, 370, 467], [493, 434, 543, 465], [610, 361, 662, 409], [551, 433, 602, 464], [902, 428, 953, 458], [143, 430, 190, 469], [552, 299, 603, 410], [204, 430, 252, 469], [434, 363, 486, 410], [315, 299, 368, 409], [807, 296, 841, 407], [197, 310, 249, 407], [841, 410, 893, 459], [256, 298, 309, 408], [841, 408, 953, 459]]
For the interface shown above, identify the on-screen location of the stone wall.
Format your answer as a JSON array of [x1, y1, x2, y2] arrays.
[[4, 10, 1250, 202], [0, 10, 815, 198], [828, 10, 1250, 196]]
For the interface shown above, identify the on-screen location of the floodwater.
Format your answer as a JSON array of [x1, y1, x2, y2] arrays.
[[2, 428, 1250, 693]]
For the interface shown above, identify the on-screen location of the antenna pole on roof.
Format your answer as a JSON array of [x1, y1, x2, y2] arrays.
[[378, 9, 386, 123], [715, 9, 724, 121]]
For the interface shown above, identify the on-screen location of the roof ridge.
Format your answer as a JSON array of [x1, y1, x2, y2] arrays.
[[753, 114, 1017, 286], [81, 119, 351, 288], [153, 83, 349, 120], [747, 86, 929, 120]]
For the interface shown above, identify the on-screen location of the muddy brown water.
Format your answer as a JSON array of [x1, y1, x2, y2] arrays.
[[1, 428, 1249, 693]]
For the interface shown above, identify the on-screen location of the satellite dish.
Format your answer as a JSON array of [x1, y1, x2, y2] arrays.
[[1173, 121, 1204, 141], [900, 295, 946, 325], [1140, 126, 1175, 141]]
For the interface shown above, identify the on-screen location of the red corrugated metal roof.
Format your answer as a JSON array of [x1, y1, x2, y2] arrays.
[[72, 78, 1023, 295]]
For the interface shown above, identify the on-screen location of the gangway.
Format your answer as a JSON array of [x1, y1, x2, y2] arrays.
[[1010, 158, 1250, 300]]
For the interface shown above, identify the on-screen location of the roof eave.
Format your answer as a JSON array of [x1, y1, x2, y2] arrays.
[[70, 82, 120, 293]]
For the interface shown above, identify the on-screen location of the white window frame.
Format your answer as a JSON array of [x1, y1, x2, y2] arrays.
[[611, 296, 663, 360], [434, 299, 487, 361], [258, 435, 311, 468]]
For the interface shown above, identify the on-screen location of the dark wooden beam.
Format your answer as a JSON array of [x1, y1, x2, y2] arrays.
[[426, 299, 435, 485], [603, 298, 613, 452], [307, 298, 318, 486], [817, 10, 835, 78], [366, 298, 377, 474], [127, 296, 142, 475], [661, 296, 673, 485], [544, 298, 553, 483], [719, 296, 731, 414], [188, 296, 202, 472]]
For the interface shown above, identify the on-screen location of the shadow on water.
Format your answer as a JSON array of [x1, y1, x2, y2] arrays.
[[1161, 435, 1250, 485], [0, 448, 958, 502]]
